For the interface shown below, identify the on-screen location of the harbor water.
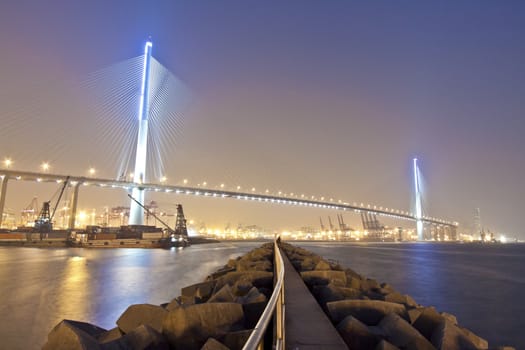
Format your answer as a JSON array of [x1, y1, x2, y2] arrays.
[[0, 241, 522, 349]]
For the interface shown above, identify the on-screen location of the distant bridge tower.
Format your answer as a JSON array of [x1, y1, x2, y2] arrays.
[[413, 158, 424, 241], [129, 40, 153, 225]]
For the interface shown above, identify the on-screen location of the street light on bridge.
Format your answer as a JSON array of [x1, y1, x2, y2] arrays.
[[88, 167, 96, 176], [3, 158, 12, 169], [41, 162, 50, 172]]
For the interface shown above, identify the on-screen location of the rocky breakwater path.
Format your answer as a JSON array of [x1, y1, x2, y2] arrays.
[[43, 243, 275, 350], [280, 243, 515, 350]]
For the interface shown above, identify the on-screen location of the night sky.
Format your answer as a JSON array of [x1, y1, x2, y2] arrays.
[[1, 1, 524, 238]]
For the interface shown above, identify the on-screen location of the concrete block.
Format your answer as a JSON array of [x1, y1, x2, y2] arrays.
[[431, 319, 483, 350], [344, 268, 363, 280], [327, 299, 409, 325], [315, 259, 332, 271], [162, 302, 244, 350], [214, 271, 273, 292], [116, 304, 168, 334], [97, 327, 123, 344], [301, 270, 347, 287], [408, 308, 422, 324], [182, 280, 216, 301], [375, 339, 400, 350], [222, 329, 252, 350], [200, 338, 230, 350], [384, 292, 407, 304], [440, 312, 458, 325], [412, 306, 445, 340], [43, 320, 104, 350], [314, 283, 361, 306], [378, 313, 434, 349], [234, 286, 267, 304], [208, 284, 235, 303], [101, 324, 168, 350], [232, 280, 253, 296], [336, 315, 380, 349], [458, 326, 488, 349], [403, 294, 418, 308], [165, 297, 182, 311], [346, 276, 362, 289]]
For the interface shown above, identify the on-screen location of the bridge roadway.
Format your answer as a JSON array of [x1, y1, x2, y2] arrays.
[[0, 169, 457, 227]]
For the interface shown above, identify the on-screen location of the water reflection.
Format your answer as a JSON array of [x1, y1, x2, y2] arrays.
[[56, 256, 89, 318]]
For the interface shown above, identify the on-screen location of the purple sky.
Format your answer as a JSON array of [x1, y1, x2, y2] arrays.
[[1, 1, 524, 237]]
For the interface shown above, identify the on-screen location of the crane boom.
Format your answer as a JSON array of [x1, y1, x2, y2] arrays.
[[50, 177, 69, 221], [127, 194, 174, 233]]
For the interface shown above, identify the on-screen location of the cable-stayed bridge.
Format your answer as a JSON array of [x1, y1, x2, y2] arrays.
[[0, 168, 456, 230], [0, 41, 458, 239]]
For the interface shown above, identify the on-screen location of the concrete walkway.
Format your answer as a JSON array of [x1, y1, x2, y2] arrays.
[[281, 249, 348, 350]]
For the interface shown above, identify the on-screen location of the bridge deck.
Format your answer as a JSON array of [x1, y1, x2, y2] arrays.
[[281, 249, 348, 349]]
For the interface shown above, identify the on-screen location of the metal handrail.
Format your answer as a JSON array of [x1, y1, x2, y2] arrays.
[[242, 240, 285, 350]]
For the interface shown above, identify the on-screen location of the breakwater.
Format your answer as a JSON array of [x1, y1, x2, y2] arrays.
[[280, 242, 515, 350], [42, 243, 274, 349], [41, 242, 516, 349]]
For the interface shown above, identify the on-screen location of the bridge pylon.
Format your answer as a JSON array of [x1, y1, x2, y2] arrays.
[[413, 158, 424, 241], [129, 40, 153, 225]]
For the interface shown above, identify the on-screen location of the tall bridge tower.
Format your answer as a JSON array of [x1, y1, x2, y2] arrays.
[[413, 158, 424, 240], [129, 40, 153, 225]]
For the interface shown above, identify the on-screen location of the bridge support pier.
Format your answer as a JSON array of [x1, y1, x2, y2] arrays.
[[0, 176, 8, 228], [68, 182, 81, 230]]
